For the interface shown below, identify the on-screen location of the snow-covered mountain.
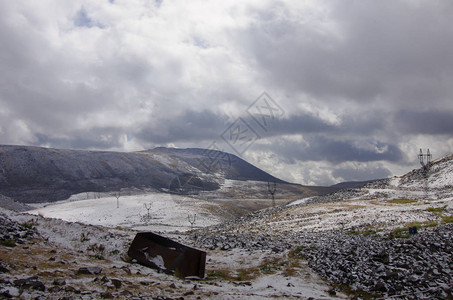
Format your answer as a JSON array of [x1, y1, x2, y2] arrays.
[[0, 145, 335, 204]]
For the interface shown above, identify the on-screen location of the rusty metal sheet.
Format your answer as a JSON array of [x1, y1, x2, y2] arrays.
[[127, 232, 206, 279]]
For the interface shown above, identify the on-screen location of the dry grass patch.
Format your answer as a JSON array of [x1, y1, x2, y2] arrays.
[[441, 214, 453, 224], [387, 198, 418, 204], [206, 250, 309, 283]]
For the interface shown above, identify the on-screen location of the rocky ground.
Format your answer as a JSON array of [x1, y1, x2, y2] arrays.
[[190, 175, 453, 299], [0, 210, 343, 299], [2, 156, 453, 299], [192, 221, 453, 299]]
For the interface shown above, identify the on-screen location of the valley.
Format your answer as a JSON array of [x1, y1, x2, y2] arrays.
[[1, 150, 453, 299]]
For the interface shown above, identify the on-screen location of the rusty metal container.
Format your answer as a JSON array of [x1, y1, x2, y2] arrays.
[[127, 232, 206, 279]]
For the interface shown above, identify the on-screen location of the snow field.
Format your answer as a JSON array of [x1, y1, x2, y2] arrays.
[[28, 192, 226, 233]]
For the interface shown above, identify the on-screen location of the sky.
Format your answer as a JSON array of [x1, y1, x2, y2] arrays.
[[1, 0, 453, 186]]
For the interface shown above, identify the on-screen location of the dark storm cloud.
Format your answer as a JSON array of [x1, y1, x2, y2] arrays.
[[136, 110, 229, 144], [236, 1, 453, 106], [394, 110, 453, 135], [134, 108, 387, 148], [35, 127, 124, 150], [268, 110, 385, 137], [272, 113, 336, 135], [258, 136, 403, 164]]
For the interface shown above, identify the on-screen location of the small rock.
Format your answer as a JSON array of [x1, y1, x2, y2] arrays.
[[53, 279, 66, 286], [1, 289, 13, 298], [64, 285, 79, 293], [169, 283, 177, 288], [371, 282, 387, 293], [373, 252, 390, 264], [13, 277, 46, 291], [100, 291, 114, 298], [77, 267, 102, 275], [111, 279, 122, 289], [327, 288, 336, 296], [384, 271, 399, 280], [120, 290, 133, 296], [0, 265, 9, 273]]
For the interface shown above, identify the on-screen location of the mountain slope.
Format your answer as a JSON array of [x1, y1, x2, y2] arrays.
[[191, 154, 453, 299], [0, 145, 312, 203]]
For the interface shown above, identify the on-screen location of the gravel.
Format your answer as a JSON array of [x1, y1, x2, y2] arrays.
[[192, 222, 453, 299], [0, 212, 36, 245]]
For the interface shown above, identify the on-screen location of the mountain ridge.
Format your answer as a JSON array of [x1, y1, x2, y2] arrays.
[[0, 144, 324, 204]]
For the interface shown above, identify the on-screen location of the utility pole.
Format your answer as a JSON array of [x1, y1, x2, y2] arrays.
[[418, 148, 432, 168], [115, 191, 120, 208], [144, 202, 152, 220], [267, 181, 277, 207], [418, 148, 432, 199], [188, 214, 197, 229]]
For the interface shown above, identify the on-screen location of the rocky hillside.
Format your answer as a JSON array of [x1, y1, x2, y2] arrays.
[[191, 153, 453, 298], [0, 145, 332, 204], [0, 208, 342, 299], [398, 154, 453, 190]]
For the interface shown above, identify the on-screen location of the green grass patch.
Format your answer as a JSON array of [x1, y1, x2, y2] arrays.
[[348, 224, 382, 236], [426, 207, 445, 214], [441, 214, 453, 224], [389, 222, 423, 238], [389, 227, 411, 239], [387, 198, 417, 204], [406, 222, 424, 229], [388, 220, 443, 239], [426, 206, 446, 217], [423, 221, 439, 227]]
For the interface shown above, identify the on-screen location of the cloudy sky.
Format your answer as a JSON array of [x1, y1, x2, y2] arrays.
[[1, 0, 453, 186]]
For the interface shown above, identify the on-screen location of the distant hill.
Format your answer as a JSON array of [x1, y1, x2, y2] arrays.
[[0, 145, 332, 203], [330, 180, 378, 189]]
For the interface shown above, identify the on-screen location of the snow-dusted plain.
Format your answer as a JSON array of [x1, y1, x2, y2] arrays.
[[28, 192, 230, 233], [1, 206, 346, 299]]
